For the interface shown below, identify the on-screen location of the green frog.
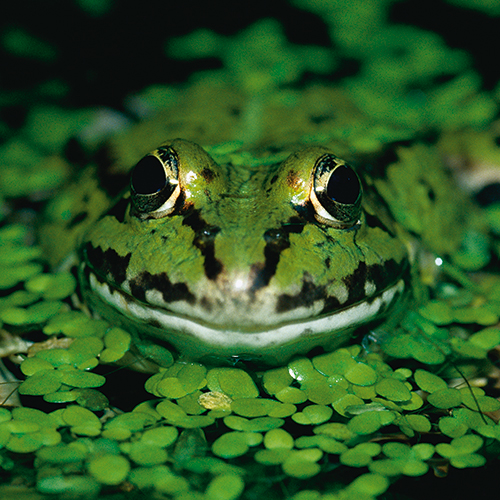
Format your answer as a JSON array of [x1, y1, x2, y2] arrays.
[[38, 80, 481, 366]]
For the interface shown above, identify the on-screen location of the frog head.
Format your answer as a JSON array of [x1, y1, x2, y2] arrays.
[[79, 138, 409, 365]]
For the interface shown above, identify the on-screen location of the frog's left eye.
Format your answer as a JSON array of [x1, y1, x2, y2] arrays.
[[130, 146, 180, 219], [310, 153, 362, 228]]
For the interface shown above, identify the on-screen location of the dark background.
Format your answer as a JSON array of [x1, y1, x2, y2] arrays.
[[1, 0, 499, 109]]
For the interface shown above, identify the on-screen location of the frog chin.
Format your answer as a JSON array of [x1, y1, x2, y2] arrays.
[[84, 269, 405, 364]]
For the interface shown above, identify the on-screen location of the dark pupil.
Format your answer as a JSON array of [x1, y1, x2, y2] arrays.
[[326, 165, 360, 205], [131, 155, 166, 195]]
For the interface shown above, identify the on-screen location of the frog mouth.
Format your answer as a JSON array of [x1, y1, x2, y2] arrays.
[[84, 267, 405, 354]]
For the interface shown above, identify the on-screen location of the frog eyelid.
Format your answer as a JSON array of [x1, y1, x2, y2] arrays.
[[310, 153, 362, 228], [130, 146, 181, 219]]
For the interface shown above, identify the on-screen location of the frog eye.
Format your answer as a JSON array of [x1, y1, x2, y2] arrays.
[[130, 146, 180, 219], [310, 153, 362, 228]]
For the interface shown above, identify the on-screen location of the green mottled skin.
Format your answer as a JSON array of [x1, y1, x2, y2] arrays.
[[39, 80, 481, 366]]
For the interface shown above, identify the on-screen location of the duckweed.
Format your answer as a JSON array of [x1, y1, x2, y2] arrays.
[[3, 1, 500, 499]]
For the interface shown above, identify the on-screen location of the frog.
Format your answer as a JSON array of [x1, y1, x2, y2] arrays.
[[38, 79, 482, 366]]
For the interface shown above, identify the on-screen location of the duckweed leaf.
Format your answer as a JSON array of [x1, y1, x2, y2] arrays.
[[340, 443, 381, 467], [402, 414, 431, 433], [99, 327, 131, 363], [26, 271, 76, 300], [37, 474, 100, 496], [268, 402, 297, 418], [87, 454, 130, 485], [347, 410, 396, 435], [207, 368, 258, 399], [460, 389, 500, 412], [58, 368, 106, 389], [205, 473, 245, 500], [6, 433, 46, 453], [414, 369, 448, 393], [436, 434, 483, 457], [156, 401, 187, 421], [468, 326, 500, 350], [37, 442, 87, 465], [141, 426, 178, 448], [292, 404, 333, 425], [438, 416, 468, 438], [332, 394, 364, 416], [288, 357, 324, 383], [62, 406, 101, 436], [282, 449, 323, 479], [75, 388, 109, 411], [254, 447, 292, 465], [275, 386, 308, 404], [347, 473, 389, 497], [212, 431, 250, 458], [427, 388, 462, 409], [127, 441, 168, 466], [312, 348, 356, 376], [230, 398, 278, 417], [302, 379, 347, 405], [223, 415, 284, 433], [344, 362, 378, 386], [18, 369, 62, 395], [375, 377, 411, 402], [20, 357, 54, 376], [264, 428, 294, 449], [262, 366, 293, 395], [177, 391, 206, 415], [43, 390, 78, 404]]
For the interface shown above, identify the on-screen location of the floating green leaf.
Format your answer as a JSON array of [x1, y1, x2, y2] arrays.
[[212, 432, 251, 458], [375, 377, 411, 402], [205, 473, 245, 500], [427, 388, 462, 409], [87, 454, 130, 485]]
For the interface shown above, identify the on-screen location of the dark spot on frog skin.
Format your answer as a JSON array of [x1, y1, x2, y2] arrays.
[[67, 211, 88, 229], [229, 106, 241, 117], [416, 177, 440, 203], [182, 208, 223, 280], [276, 274, 330, 313], [129, 270, 196, 305], [344, 258, 408, 305], [309, 113, 334, 125], [200, 168, 216, 182], [286, 170, 299, 188], [83, 243, 131, 285], [276, 257, 408, 315], [343, 261, 368, 303], [199, 296, 213, 312], [250, 219, 304, 293]]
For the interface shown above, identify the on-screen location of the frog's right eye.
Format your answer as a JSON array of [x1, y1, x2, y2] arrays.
[[310, 153, 362, 228], [130, 146, 180, 219]]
